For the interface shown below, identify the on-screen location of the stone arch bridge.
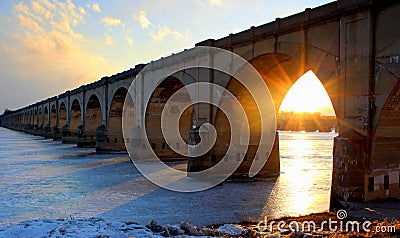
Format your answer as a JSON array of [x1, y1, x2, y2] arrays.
[[1, 0, 399, 203]]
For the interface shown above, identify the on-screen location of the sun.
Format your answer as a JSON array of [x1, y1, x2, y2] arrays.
[[279, 70, 335, 116]]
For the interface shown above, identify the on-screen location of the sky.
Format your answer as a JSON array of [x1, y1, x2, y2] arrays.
[[279, 71, 335, 116], [0, 0, 333, 114]]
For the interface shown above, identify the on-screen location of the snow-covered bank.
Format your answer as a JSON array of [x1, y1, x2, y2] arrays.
[[0, 217, 244, 237], [1, 212, 399, 238], [0, 218, 157, 238]]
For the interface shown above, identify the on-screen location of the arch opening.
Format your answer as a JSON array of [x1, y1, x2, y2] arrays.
[[70, 100, 82, 131], [43, 107, 49, 126], [38, 109, 43, 127], [145, 76, 194, 161], [33, 109, 37, 129], [97, 87, 129, 152], [273, 69, 338, 216], [42, 106, 51, 138], [59, 103, 67, 127], [62, 99, 82, 143], [78, 94, 102, 147], [54, 102, 67, 141], [50, 105, 56, 127]]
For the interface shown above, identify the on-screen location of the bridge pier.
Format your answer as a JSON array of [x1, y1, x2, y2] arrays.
[[331, 136, 368, 203], [26, 125, 34, 135], [332, 133, 400, 204], [34, 125, 43, 136], [77, 125, 100, 148], [43, 124, 52, 139], [95, 126, 126, 152], [52, 125, 62, 141], [187, 132, 280, 178], [61, 124, 78, 144]]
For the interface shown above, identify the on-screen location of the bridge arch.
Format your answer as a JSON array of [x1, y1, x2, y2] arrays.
[[50, 104, 57, 128], [69, 96, 83, 119], [28, 108, 34, 128], [108, 87, 128, 129], [85, 94, 102, 128], [85, 91, 104, 119], [58, 102, 67, 127], [108, 83, 130, 111], [43, 106, 49, 126], [38, 108, 43, 127], [51, 102, 67, 140], [204, 52, 339, 176], [33, 108, 37, 126], [96, 87, 131, 152], [70, 99, 82, 130], [145, 75, 194, 159], [77, 93, 103, 147]]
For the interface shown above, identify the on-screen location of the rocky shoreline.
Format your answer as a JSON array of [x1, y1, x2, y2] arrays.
[[1, 212, 399, 237]]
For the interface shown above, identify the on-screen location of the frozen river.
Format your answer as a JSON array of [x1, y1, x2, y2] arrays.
[[0, 127, 336, 226]]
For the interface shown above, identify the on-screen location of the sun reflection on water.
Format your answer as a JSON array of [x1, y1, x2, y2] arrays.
[[261, 131, 335, 219]]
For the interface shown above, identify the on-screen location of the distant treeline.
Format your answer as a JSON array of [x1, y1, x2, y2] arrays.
[[277, 111, 337, 132]]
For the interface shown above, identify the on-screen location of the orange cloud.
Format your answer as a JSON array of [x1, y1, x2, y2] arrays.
[[125, 36, 134, 45], [150, 25, 183, 42], [87, 3, 101, 13], [7, 0, 113, 87], [100, 17, 122, 26], [134, 10, 153, 29], [105, 33, 114, 45]]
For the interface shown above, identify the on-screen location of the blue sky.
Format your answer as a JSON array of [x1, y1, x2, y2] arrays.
[[0, 0, 333, 113]]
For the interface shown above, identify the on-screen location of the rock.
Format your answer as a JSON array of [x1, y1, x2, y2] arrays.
[[201, 227, 221, 237], [125, 221, 139, 225], [180, 221, 200, 236], [243, 228, 258, 237], [160, 226, 170, 237], [218, 224, 244, 236], [145, 221, 184, 237], [164, 225, 184, 237], [59, 226, 66, 235], [146, 220, 163, 233], [287, 231, 305, 237]]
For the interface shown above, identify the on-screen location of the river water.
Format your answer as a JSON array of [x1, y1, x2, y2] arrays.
[[0, 127, 336, 226]]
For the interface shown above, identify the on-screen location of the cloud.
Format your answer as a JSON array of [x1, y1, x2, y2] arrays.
[[149, 25, 183, 42], [87, 3, 101, 13], [132, 9, 186, 43], [105, 33, 113, 45], [5, 0, 113, 88], [134, 10, 153, 29], [209, 0, 222, 6], [78, 6, 86, 15], [32, 1, 53, 19], [100, 17, 122, 26], [125, 36, 134, 45]]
